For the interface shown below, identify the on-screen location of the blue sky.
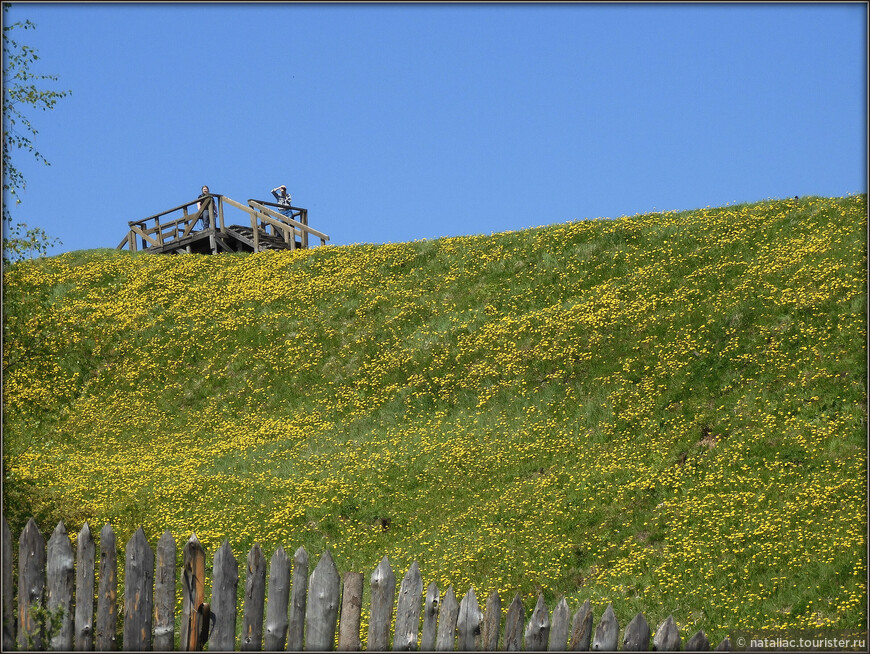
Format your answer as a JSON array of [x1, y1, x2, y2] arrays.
[[3, 2, 867, 256]]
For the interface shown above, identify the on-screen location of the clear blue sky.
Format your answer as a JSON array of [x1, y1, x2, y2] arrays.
[[4, 2, 867, 256]]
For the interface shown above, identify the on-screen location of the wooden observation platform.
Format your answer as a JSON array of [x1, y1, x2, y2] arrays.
[[117, 194, 329, 255]]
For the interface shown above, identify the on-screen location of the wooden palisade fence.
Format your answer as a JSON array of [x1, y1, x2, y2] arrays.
[[2, 518, 732, 651]]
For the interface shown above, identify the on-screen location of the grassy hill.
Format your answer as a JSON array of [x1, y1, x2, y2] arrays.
[[2, 194, 866, 642]]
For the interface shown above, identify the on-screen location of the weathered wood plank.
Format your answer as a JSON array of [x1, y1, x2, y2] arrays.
[[211, 540, 239, 651], [97, 523, 118, 651], [393, 561, 423, 650], [457, 586, 483, 651], [434, 585, 458, 652], [567, 599, 592, 651], [252, 213, 261, 252], [524, 593, 550, 651], [305, 550, 341, 651], [504, 593, 525, 652], [367, 555, 396, 651], [421, 582, 440, 652], [482, 590, 501, 651], [549, 597, 570, 651], [338, 572, 363, 651], [591, 603, 618, 651], [196, 602, 214, 651], [129, 224, 161, 248], [18, 518, 45, 650], [74, 522, 96, 651], [2, 517, 15, 651], [138, 197, 205, 223], [242, 543, 267, 651], [122, 527, 154, 651], [622, 612, 650, 651], [686, 629, 711, 651], [653, 615, 681, 651], [264, 547, 290, 651], [153, 530, 176, 651], [287, 546, 309, 652], [181, 534, 206, 651]]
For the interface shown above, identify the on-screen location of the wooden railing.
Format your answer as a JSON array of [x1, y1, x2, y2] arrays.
[[3, 518, 738, 651], [116, 195, 223, 252], [247, 200, 329, 250], [116, 194, 329, 253]]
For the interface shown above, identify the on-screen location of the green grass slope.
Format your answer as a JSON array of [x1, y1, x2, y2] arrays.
[[3, 194, 867, 641]]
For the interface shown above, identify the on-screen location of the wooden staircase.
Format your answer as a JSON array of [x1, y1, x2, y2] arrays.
[[224, 225, 303, 252]]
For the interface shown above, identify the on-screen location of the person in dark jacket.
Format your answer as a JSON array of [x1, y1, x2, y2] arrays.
[[197, 185, 213, 229]]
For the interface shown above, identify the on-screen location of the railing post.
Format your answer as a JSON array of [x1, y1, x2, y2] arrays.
[[207, 199, 217, 253], [208, 198, 216, 232]]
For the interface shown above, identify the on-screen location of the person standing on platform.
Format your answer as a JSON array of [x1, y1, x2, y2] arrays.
[[271, 185, 293, 218], [197, 185, 213, 229]]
